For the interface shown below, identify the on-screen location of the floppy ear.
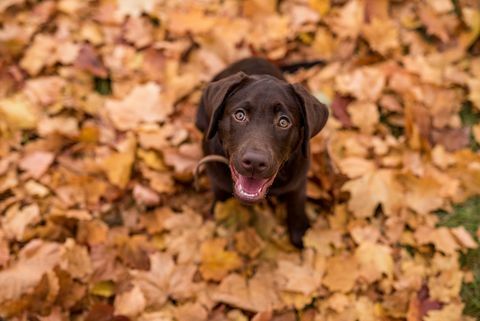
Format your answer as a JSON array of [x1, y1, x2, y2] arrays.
[[290, 83, 329, 157], [200, 72, 249, 139]]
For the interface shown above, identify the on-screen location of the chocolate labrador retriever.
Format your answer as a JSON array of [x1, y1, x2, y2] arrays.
[[196, 57, 329, 248]]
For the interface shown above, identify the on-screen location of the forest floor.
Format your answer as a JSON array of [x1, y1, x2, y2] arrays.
[[1, 0, 480, 320]]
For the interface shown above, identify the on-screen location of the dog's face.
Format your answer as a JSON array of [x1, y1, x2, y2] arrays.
[[218, 78, 302, 201], [202, 72, 329, 203]]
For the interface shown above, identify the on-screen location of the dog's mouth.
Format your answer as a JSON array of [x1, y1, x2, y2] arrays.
[[230, 163, 276, 202]]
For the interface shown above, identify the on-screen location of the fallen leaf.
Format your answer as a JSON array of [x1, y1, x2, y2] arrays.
[[322, 254, 358, 293], [173, 302, 208, 321], [105, 82, 172, 130], [200, 238, 243, 281], [327, 0, 364, 39], [102, 134, 136, 188], [2, 203, 40, 241], [342, 168, 403, 218], [132, 184, 160, 206], [347, 101, 379, 134], [362, 18, 399, 55], [114, 285, 147, 318], [335, 66, 386, 102], [0, 94, 40, 129], [355, 242, 394, 283], [212, 271, 284, 312], [19, 151, 55, 179], [0, 240, 64, 304]]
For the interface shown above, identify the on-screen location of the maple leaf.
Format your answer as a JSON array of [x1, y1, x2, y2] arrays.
[[347, 101, 379, 134], [342, 168, 403, 218], [335, 66, 386, 102], [199, 238, 243, 281], [362, 18, 399, 55], [327, 0, 364, 39], [275, 259, 323, 296], [322, 254, 358, 293], [105, 82, 173, 130], [355, 242, 394, 283], [212, 271, 284, 312], [114, 285, 147, 318]]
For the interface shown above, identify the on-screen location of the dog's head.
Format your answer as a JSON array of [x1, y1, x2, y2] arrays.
[[202, 71, 329, 202]]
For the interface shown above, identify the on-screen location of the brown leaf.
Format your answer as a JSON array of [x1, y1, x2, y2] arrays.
[[19, 151, 55, 179], [212, 271, 284, 312], [362, 18, 399, 55], [330, 95, 353, 128], [342, 169, 403, 218], [105, 82, 172, 130], [75, 44, 108, 77], [0, 240, 64, 304], [327, 0, 364, 39], [432, 127, 470, 152], [0, 94, 40, 129], [2, 203, 40, 241], [322, 254, 358, 293], [114, 285, 146, 318]]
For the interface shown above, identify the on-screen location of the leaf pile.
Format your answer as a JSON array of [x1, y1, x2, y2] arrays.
[[1, 0, 480, 320]]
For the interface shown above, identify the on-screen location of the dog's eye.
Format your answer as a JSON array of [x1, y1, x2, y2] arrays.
[[233, 110, 247, 122], [278, 116, 291, 129]]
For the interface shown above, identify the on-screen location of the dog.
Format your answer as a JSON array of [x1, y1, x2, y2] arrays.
[[195, 57, 329, 248]]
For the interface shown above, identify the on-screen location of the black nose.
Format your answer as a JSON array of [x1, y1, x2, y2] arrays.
[[241, 151, 268, 174]]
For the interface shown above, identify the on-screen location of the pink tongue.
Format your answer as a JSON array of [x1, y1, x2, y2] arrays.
[[238, 175, 267, 194]]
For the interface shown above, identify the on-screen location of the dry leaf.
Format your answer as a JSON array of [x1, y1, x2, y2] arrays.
[[0, 94, 39, 129], [0, 240, 64, 304], [19, 151, 55, 179], [114, 285, 147, 318], [355, 242, 394, 283], [105, 82, 172, 130], [2, 203, 40, 241], [213, 271, 284, 312], [342, 169, 403, 218], [200, 238, 243, 281], [322, 254, 358, 293], [362, 18, 399, 55], [328, 0, 364, 39]]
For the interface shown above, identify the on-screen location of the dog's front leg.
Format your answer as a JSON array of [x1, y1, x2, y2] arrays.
[[284, 182, 310, 248], [209, 185, 232, 215]]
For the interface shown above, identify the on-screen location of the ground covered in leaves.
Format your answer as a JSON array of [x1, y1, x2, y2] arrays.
[[1, 0, 480, 320]]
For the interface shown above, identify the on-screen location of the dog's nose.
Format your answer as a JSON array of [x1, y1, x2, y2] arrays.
[[241, 151, 268, 174]]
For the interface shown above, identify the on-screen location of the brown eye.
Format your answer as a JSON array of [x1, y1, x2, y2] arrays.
[[278, 116, 291, 129], [234, 110, 247, 122]]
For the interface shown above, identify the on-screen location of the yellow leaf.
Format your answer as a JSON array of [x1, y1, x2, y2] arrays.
[[355, 242, 394, 283], [322, 254, 358, 293], [90, 280, 115, 297], [0, 95, 39, 129], [103, 134, 136, 188], [342, 169, 403, 218], [309, 0, 330, 16], [362, 18, 399, 55], [200, 238, 242, 281]]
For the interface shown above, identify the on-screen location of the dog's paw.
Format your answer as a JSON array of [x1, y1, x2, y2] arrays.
[[288, 221, 310, 249]]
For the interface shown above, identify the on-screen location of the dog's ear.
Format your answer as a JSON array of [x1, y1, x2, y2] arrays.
[[201, 72, 249, 139], [290, 83, 329, 157]]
